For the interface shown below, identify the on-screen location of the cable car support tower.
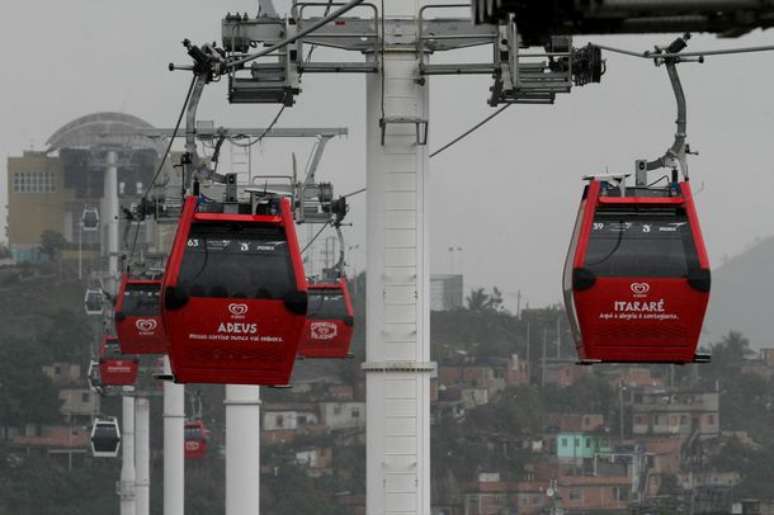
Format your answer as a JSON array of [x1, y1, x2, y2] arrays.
[[167, 2, 601, 514], [166, 0, 774, 513]]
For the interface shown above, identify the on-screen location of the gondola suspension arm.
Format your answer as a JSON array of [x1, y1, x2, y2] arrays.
[[592, 37, 774, 182], [646, 47, 690, 179]]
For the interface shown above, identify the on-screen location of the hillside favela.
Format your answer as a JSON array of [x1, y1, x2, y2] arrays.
[[2, 2, 774, 515]]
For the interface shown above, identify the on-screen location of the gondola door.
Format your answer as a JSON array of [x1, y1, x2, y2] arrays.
[[564, 179, 710, 363], [98, 336, 139, 386], [298, 278, 355, 359], [184, 420, 208, 460], [115, 275, 167, 354], [90, 416, 121, 458], [161, 196, 308, 385]]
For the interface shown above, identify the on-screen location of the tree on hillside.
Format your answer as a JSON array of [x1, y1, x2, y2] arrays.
[[0, 337, 62, 427], [702, 331, 756, 387], [466, 287, 505, 313], [712, 331, 754, 362], [39, 231, 67, 262], [37, 309, 93, 363]]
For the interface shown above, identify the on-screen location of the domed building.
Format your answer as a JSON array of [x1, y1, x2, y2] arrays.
[[6, 112, 164, 263]]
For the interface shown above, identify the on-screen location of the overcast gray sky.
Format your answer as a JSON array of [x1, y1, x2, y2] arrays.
[[2, 0, 773, 309]]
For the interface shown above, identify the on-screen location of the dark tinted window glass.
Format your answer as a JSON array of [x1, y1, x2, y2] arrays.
[[178, 222, 295, 300], [307, 290, 347, 319], [104, 339, 121, 356], [93, 425, 119, 448], [185, 427, 203, 440], [585, 207, 699, 277], [85, 291, 102, 310], [122, 284, 160, 316]]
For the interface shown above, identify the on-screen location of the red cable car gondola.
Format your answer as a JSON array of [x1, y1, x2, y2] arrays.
[[98, 336, 139, 386], [298, 278, 354, 359], [563, 177, 711, 364], [161, 195, 308, 385], [184, 419, 208, 460], [114, 274, 167, 355]]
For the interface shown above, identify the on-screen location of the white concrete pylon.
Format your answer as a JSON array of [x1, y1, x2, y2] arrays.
[[163, 357, 185, 515], [135, 397, 150, 515], [225, 385, 261, 515], [121, 395, 137, 515], [364, 1, 433, 513]]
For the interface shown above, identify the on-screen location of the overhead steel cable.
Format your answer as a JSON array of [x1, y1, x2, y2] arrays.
[[594, 43, 774, 60], [127, 76, 196, 263], [301, 221, 331, 254], [429, 105, 510, 158], [226, 0, 367, 71], [228, 105, 287, 148]]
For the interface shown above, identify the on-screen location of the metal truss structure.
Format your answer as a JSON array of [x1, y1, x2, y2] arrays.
[[217, 2, 604, 108]]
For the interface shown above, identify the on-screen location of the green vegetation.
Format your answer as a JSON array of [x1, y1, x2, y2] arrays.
[[1, 264, 773, 513]]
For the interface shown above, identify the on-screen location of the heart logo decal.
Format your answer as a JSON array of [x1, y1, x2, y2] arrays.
[[228, 303, 249, 317], [310, 321, 338, 341], [135, 319, 158, 332], [630, 282, 650, 295]]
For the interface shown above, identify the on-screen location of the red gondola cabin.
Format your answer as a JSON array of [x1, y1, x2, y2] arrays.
[[115, 275, 167, 355], [161, 195, 308, 385], [184, 420, 208, 460], [563, 177, 710, 364], [98, 336, 139, 386], [298, 278, 355, 359]]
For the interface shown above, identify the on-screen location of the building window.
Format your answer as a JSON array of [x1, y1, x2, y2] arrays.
[[574, 438, 580, 447], [276, 415, 284, 428], [569, 489, 582, 501], [585, 438, 591, 448], [13, 171, 56, 193], [680, 415, 688, 425], [351, 408, 360, 418], [333, 406, 342, 415], [561, 438, 568, 448], [81, 392, 90, 403], [707, 414, 715, 425], [54, 365, 62, 375], [298, 415, 307, 425]]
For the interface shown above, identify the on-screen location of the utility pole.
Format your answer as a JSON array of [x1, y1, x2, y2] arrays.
[[163, 356, 184, 515], [135, 398, 150, 515], [541, 327, 547, 388], [525, 320, 531, 382], [619, 386, 626, 442], [103, 149, 136, 515], [120, 394, 136, 515], [555, 314, 561, 358], [225, 385, 261, 515]]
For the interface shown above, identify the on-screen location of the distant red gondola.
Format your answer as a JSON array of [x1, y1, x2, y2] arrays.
[[115, 274, 167, 355], [98, 336, 139, 386], [161, 195, 308, 385], [298, 278, 354, 359], [184, 419, 208, 460], [563, 177, 710, 364]]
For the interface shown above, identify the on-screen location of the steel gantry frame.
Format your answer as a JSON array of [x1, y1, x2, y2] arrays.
[[194, 4, 602, 514], [166, 2, 602, 515], [161, 1, 774, 514]]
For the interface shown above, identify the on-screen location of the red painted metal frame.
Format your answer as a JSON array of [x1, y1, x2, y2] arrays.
[[298, 278, 355, 359], [162, 196, 308, 385], [114, 274, 167, 355], [566, 179, 710, 363], [98, 336, 139, 386]]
